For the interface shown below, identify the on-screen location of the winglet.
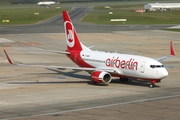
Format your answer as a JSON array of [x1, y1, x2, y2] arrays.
[[3, 50, 13, 64], [170, 41, 175, 56]]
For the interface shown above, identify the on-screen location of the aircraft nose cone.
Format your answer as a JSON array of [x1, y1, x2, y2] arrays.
[[161, 69, 168, 78]]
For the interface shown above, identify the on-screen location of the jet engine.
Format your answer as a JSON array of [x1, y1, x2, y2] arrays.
[[91, 71, 112, 84]]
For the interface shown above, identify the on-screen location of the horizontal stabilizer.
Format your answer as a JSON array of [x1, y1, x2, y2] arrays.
[[37, 50, 70, 54], [88, 45, 95, 49], [156, 41, 175, 61], [170, 41, 175, 56]]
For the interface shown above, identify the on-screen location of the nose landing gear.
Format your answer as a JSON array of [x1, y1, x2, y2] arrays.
[[149, 80, 156, 88], [149, 83, 155, 88], [149, 80, 161, 88]]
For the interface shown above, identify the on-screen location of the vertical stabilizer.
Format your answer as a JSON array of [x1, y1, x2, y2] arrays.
[[63, 11, 90, 51]]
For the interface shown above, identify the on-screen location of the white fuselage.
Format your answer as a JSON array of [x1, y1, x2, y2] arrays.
[[80, 50, 168, 80]]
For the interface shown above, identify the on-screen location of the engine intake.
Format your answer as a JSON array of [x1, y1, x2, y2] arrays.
[[91, 71, 112, 84]]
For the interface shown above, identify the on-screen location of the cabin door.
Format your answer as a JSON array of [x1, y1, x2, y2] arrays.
[[140, 61, 146, 73]]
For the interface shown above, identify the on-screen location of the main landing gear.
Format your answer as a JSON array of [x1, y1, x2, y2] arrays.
[[119, 77, 129, 82]]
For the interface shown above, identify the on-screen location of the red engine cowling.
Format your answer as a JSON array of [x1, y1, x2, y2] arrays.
[[91, 71, 112, 84]]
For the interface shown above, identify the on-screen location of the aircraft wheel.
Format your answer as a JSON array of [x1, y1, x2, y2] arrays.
[[124, 78, 129, 82], [119, 78, 124, 82], [119, 78, 128, 82], [149, 84, 154, 88], [119, 77, 123, 82]]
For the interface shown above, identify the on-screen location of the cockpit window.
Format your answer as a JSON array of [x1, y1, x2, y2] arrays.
[[150, 65, 155, 68], [150, 65, 164, 68]]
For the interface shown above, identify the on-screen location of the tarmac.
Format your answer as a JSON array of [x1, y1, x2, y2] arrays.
[[0, 30, 180, 120]]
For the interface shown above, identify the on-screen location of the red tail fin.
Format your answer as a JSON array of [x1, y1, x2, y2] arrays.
[[170, 41, 175, 56], [63, 11, 83, 51]]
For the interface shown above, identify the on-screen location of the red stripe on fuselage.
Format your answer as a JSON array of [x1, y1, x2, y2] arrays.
[[111, 73, 162, 81]]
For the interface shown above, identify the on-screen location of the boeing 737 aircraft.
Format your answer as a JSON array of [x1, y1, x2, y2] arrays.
[[37, 1, 55, 6], [4, 11, 175, 88]]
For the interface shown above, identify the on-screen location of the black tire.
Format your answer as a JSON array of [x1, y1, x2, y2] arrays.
[[149, 84, 154, 88]]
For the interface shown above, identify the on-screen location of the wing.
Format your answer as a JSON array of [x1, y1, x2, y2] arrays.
[[155, 41, 175, 61], [3, 50, 122, 75]]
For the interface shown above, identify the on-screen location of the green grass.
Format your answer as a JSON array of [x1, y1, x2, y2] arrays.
[[0, 4, 70, 25], [1, 3, 180, 25], [93, 4, 144, 10], [82, 10, 180, 25], [82, 4, 180, 25]]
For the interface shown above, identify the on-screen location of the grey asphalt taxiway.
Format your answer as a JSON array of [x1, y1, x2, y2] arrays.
[[0, 5, 180, 120]]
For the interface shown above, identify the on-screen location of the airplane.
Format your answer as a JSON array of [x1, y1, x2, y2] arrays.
[[4, 11, 175, 88], [37, 1, 55, 7]]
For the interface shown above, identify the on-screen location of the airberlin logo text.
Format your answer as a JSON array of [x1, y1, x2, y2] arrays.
[[65, 21, 75, 48], [105, 57, 138, 70]]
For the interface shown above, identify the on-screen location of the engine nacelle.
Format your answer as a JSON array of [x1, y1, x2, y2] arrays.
[[91, 71, 112, 84]]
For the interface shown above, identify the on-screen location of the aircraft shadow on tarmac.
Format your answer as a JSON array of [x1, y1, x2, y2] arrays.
[[8, 68, 160, 88], [110, 78, 160, 88], [8, 81, 88, 84], [8, 68, 91, 85]]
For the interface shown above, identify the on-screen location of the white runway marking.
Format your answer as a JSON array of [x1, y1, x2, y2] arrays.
[[6, 94, 180, 120], [169, 25, 180, 29], [0, 38, 14, 42]]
